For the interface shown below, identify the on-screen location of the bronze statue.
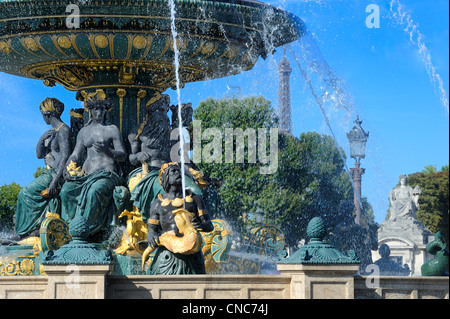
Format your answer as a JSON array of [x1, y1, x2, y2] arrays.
[[142, 162, 214, 274], [14, 98, 70, 239], [59, 90, 127, 237]]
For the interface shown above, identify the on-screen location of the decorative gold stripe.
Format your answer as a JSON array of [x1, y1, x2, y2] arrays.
[[148, 218, 160, 226], [137, 35, 154, 61], [108, 33, 115, 59], [35, 35, 59, 59], [116, 88, 127, 133], [70, 34, 88, 59], [89, 35, 102, 60], [198, 209, 208, 217]]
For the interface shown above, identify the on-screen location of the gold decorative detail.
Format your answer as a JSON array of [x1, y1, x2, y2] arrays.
[[26, 63, 95, 91], [0, 258, 35, 276], [84, 89, 108, 103], [116, 88, 127, 133], [57, 36, 72, 49], [145, 93, 165, 107], [23, 37, 39, 52], [39, 264, 46, 276], [69, 109, 84, 119], [45, 212, 61, 219], [142, 208, 203, 269], [66, 160, 86, 177], [148, 218, 160, 226], [136, 89, 147, 123], [185, 195, 193, 203], [22, 59, 206, 92], [133, 36, 148, 50], [118, 63, 137, 85], [201, 219, 233, 273], [168, 38, 188, 53], [159, 162, 179, 185], [94, 35, 109, 49], [189, 167, 209, 190], [128, 161, 149, 191], [39, 97, 61, 114], [198, 209, 208, 217], [0, 40, 11, 55], [115, 208, 148, 256], [201, 42, 216, 55], [40, 215, 71, 252], [160, 197, 185, 208], [17, 237, 42, 256]]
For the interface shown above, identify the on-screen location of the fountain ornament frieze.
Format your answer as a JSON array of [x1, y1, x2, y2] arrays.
[[0, 0, 300, 91]]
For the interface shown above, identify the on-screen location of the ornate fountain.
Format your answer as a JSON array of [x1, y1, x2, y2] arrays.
[[0, 0, 301, 276]]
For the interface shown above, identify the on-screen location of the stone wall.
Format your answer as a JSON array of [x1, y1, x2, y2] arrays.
[[1, 272, 448, 299], [107, 275, 292, 299], [355, 276, 449, 299]]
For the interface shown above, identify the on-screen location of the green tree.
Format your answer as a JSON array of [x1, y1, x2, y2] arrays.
[[33, 166, 46, 179], [0, 182, 22, 229], [194, 97, 278, 234], [422, 164, 438, 175], [269, 132, 353, 246], [194, 97, 355, 247], [407, 167, 449, 243]]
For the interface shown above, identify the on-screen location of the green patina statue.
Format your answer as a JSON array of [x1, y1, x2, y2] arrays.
[[59, 91, 127, 239], [421, 232, 449, 277], [142, 162, 214, 275], [14, 98, 70, 240]]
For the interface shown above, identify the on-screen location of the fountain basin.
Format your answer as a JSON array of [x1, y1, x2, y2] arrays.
[[0, 0, 300, 91]]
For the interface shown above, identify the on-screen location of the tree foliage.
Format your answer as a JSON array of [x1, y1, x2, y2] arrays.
[[0, 182, 21, 229], [194, 97, 355, 247], [407, 168, 449, 243]]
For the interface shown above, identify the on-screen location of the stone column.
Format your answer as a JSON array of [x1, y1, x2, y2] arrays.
[[350, 161, 365, 225], [41, 216, 114, 299], [44, 264, 113, 299], [277, 263, 360, 299], [277, 217, 360, 299]]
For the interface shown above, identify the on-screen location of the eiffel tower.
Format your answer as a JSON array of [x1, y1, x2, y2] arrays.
[[277, 50, 293, 135]]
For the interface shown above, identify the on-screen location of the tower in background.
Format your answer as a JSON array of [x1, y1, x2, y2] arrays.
[[277, 51, 292, 135]]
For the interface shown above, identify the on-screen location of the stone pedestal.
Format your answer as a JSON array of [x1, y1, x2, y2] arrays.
[[374, 217, 433, 276], [41, 216, 114, 298], [44, 264, 113, 299], [277, 217, 361, 299], [277, 263, 360, 299]]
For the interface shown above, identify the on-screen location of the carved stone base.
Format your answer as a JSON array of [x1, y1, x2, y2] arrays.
[[374, 217, 434, 276]]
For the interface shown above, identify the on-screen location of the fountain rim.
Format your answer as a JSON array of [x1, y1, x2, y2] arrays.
[[0, 0, 286, 13]]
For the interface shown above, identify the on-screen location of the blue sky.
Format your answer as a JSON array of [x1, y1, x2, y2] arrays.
[[0, 0, 448, 224]]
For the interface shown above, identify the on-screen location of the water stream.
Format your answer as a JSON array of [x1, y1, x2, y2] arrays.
[[168, 0, 187, 203], [389, 0, 449, 115]]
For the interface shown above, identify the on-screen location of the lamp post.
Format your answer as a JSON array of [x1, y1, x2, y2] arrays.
[[255, 208, 265, 226], [347, 116, 369, 225]]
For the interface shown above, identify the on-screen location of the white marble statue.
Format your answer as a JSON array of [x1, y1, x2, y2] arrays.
[[388, 174, 422, 221]]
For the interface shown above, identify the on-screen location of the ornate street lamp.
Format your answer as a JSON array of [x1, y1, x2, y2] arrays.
[[255, 208, 265, 226], [347, 116, 369, 225]]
